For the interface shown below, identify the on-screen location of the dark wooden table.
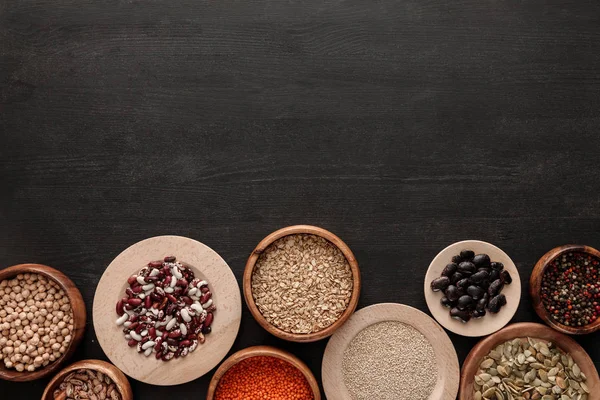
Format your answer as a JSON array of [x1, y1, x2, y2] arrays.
[[2, 0, 600, 397]]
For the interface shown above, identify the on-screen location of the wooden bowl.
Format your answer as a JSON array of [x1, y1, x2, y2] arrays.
[[0, 264, 86, 382], [41, 359, 133, 400], [206, 345, 321, 400], [530, 244, 600, 335], [459, 322, 600, 400], [243, 225, 361, 342]]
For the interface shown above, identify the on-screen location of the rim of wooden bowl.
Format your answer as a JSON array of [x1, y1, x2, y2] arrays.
[[0, 264, 86, 382], [459, 322, 600, 400], [206, 345, 321, 400], [530, 244, 600, 335], [41, 359, 133, 400], [243, 225, 361, 342]]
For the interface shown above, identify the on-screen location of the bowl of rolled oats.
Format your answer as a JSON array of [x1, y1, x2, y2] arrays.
[[243, 225, 361, 342], [42, 359, 133, 400]]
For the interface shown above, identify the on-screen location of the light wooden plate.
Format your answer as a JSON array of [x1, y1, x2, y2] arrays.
[[459, 322, 600, 400], [424, 240, 521, 337], [93, 235, 242, 386], [322, 303, 459, 400]]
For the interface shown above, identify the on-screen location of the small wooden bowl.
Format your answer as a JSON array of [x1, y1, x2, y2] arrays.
[[0, 264, 86, 382], [459, 322, 600, 400], [530, 244, 600, 335], [41, 359, 133, 400], [206, 345, 321, 400], [243, 225, 361, 342]]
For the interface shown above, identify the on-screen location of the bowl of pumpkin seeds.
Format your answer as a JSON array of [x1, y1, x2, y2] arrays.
[[459, 322, 599, 400]]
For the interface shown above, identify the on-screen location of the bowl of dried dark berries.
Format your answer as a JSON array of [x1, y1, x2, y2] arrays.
[[531, 244, 600, 335], [424, 240, 521, 337]]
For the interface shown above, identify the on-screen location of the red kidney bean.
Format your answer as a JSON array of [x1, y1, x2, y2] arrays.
[[181, 296, 192, 305], [204, 312, 213, 328], [206, 304, 217, 313], [149, 327, 156, 338], [166, 294, 177, 303], [127, 298, 143, 307], [168, 330, 182, 339], [127, 276, 138, 285], [174, 348, 183, 358], [149, 261, 163, 268], [154, 338, 163, 351], [135, 324, 145, 334], [132, 286, 143, 293], [166, 338, 178, 346], [155, 351, 162, 359], [144, 296, 152, 309], [116, 300, 125, 316], [201, 286, 210, 293], [164, 256, 176, 262], [128, 339, 137, 347], [128, 322, 139, 330], [176, 279, 188, 287], [179, 340, 191, 347], [200, 292, 212, 304]]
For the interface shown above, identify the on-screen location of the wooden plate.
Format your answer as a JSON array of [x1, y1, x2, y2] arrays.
[[459, 322, 600, 400], [0, 264, 86, 382], [530, 244, 600, 335], [93, 235, 242, 386], [322, 303, 459, 400], [42, 359, 133, 400], [424, 240, 521, 337], [206, 346, 321, 399]]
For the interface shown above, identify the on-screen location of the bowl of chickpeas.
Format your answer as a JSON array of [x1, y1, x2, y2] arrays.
[[0, 264, 86, 381]]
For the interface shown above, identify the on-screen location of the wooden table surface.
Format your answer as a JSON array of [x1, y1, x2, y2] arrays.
[[1, 0, 600, 398]]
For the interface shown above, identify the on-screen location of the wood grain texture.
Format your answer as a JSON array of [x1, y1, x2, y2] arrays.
[[243, 225, 361, 342], [1, 0, 600, 396], [0, 264, 86, 382], [459, 323, 600, 400], [206, 345, 321, 400], [41, 359, 133, 400], [93, 236, 241, 385], [530, 245, 600, 335], [322, 303, 459, 399]]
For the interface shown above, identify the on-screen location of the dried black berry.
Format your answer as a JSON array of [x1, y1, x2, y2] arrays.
[[476, 297, 488, 311], [457, 295, 473, 310], [440, 296, 454, 308], [473, 308, 486, 318], [460, 250, 475, 260], [441, 263, 458, 277], [491, 261, 504, 271], [451, 255, 463, 263], [458, 261, 476, 275], [473, 254, 491, 268], [501, 270, 512, 285], [450, 272, 465, 284], [456, 278, 470, 289], [431, 276, 450, 292], [467, 285, 484, 300], [487, 294, 506, 313], [470, 270, 489, 284], [489, 269, 500, 282], [488, 279, 504, 297], [445, 285, 460, 301], [450, 307, 471, 323]]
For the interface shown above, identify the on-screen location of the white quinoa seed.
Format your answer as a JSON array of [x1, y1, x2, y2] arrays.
[[342, 321, 437, 400], [251, 234, 353, 334]]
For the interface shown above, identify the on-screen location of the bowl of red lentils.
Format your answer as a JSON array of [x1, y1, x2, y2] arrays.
[[530, 244, 600, 335], [0, 264, 86, 381], [206, 345, 320, 400], [243, 225, 361, 343]]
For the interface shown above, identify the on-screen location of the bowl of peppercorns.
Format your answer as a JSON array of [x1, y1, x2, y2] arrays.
[[0, 264, 86, 381], [531, 244, 600, 335]]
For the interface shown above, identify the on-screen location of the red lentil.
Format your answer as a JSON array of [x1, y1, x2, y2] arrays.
[[214, 356, 314, 400]]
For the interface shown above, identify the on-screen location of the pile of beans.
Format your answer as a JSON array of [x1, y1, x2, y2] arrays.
[[541, 252, 600, 327], [430, 250, 512, 323], [0, 273, 73, 372], [215, 356, 314, 400], [115, 256, 215, 361]]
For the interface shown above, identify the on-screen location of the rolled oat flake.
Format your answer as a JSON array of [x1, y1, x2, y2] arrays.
[[342, 321, 437, 400]]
